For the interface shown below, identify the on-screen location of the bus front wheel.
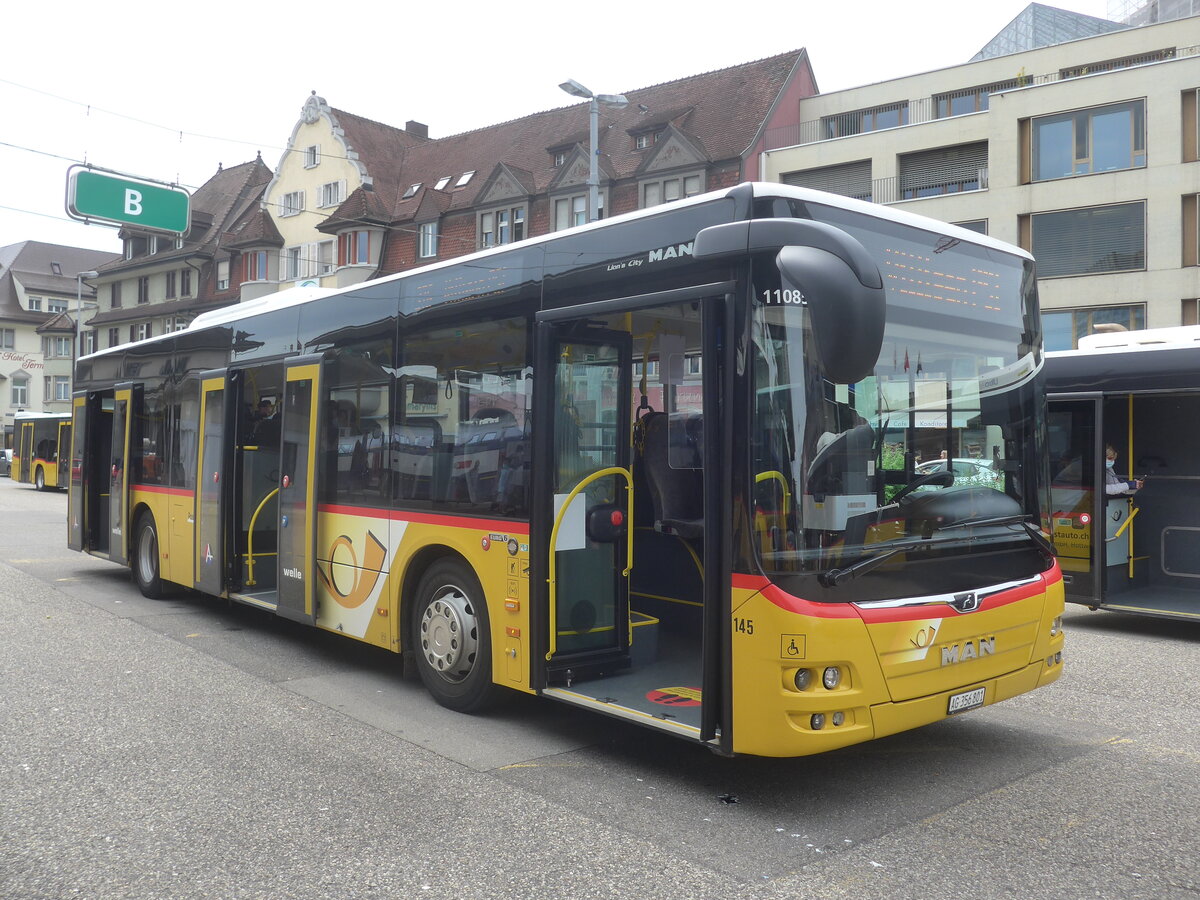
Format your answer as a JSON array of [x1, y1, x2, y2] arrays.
[[412, 559, 496, 713], [133, 511, 167, 599], [34, 467, 45, 491]]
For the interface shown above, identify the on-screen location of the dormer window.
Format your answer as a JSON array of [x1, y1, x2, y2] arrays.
[[634, 132, 659, 150], [553, 151, 567, 167]]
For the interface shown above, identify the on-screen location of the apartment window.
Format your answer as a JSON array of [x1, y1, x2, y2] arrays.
[[954, 219, 988, 235], [317, 240, 334, 274], [131, 323, 150, 342], [899, 142, 987, 200], [304, 144, 321, 168], [43, 336, 71, 358], [783, 160, 873, 202], [320, 180, 345, 208], [180, 269, 191, 297], [934, 80, 1018, 118], [642, 174, 703, 208], [821, 101, 908, 139], [1043, 305, 1146, 351], [175, 235, 184, 250], [1032, 100, 1145, 181], [338, 231, 370, 266], [1184, 89, 1199, 163], [165, 271, 177, 299], [242, 250, 268, 282], [137, 276, 150, 304], [48, 299, 68, 313], [479, 205, 527, 248], [148, 235, 159, 255], [28, 296, 42, 311], [280, 190, 305, 217], [283, 246, 303, 281], [554, 192, 603, 230], [82, 331, 95, 355], [111, 282, 122, 308], [53, 376, 70, 402], [108, 328, 120, 348], [1029, 202, 1145, 278], [217, 260, 230, 290], [0, 328, 13, 349], [419, 222, 439, 258], [11, 373, 28, 406]]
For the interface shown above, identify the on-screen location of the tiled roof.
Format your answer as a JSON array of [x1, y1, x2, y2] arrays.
[[0, 241, 115, 323], [326, 50, 805, 227]]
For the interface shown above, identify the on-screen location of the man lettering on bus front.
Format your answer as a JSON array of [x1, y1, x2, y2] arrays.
[[1105, 444, 1143, 495]]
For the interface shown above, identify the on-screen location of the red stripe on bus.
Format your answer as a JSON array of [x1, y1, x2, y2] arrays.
[[318, 503, 531, 535]]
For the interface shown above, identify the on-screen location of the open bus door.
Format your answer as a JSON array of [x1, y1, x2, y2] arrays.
[[15, 419, 33, 484], [55, 417, 71, 489], [275, 355, 323, 625], [1047, 395, 1105, 606], [107, 383, 138, 567], [195, 370, 231, 596], [68, 393, 87, 551], [532, 290, 728, 748]]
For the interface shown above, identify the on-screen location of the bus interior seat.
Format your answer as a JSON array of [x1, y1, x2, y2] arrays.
[[636, 411, 703, 539]]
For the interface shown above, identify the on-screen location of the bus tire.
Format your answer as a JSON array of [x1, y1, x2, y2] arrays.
[[34, 466, 45, 491], [133, 511, 167, 599], [412, 558, 496, 713]]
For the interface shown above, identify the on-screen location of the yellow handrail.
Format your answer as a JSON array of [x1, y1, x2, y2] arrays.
[[245, 487, 279, 586], [545, 465, 633, 661], [755, 470, 792, 515]]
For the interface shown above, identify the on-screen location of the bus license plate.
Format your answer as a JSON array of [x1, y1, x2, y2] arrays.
[[947, 686, 986, 715]]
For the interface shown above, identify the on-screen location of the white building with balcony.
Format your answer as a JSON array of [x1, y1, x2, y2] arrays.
[[760, 7, 1200, 349]]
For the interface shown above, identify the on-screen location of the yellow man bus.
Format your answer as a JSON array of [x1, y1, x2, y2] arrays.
[[68, 183, 1063, 757], [13, 411, 71, 490]]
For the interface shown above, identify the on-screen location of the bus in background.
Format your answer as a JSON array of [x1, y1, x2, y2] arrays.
[[1046, 325, 1200, 622], [67, 183, 1063, 758], [13, 411, 71, 490]]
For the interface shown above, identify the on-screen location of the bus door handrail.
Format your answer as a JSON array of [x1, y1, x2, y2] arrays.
[[245, 487, 280, 586], [1105, 504, 1139, 542], [545, 466, 633, 661]]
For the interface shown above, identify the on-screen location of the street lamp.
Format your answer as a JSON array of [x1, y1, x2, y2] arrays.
[[75, 270, 99, 370], [559, 79, 628, 223]]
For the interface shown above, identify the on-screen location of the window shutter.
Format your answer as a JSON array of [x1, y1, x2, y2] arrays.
[[899, 142, 988, 198], [1032, 202, 1146, 278], [783, 160, 873, 202]]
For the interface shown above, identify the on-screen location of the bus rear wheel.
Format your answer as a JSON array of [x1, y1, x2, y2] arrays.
[[412, 559, 496, 713], [34, 467, 45, 491], [133, 511, 167, 599]]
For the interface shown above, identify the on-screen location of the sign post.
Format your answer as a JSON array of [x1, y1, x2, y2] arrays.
[[66, 166, 190, 234]]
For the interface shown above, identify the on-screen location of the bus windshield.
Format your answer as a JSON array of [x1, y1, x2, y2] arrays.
[[751, 203, 1051, 600]]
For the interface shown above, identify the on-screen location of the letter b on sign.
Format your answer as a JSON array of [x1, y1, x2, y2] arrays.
[[124, 189, 143, 216]]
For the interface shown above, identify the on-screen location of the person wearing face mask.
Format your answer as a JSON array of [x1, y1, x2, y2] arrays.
[[1105, 444, 1143, 495]]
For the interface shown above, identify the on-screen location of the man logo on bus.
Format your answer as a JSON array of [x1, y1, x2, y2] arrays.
[[316, 530, 388, 609]]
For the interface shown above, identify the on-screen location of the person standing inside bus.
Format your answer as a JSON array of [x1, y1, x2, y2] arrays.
[[1105, 444, 1143, 495]]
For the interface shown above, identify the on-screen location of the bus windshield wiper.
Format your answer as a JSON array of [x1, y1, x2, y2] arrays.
[[819, 539, 929, 587], [934, 514, 1055, 556]]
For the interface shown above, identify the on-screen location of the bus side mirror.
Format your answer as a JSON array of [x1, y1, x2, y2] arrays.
[[777, 244, 885, 385]]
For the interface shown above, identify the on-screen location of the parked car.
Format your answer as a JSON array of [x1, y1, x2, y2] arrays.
[[914, 457, 1001, 489], [1, 448, 12, 477]]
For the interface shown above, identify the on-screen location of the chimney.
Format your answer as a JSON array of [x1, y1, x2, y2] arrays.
[[406, 120, 429, 139]]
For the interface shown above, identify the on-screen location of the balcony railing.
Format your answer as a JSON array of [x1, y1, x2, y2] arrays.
[[764, 43, 1198, 151]]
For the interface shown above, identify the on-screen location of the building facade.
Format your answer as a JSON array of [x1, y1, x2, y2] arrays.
[[759, 12, 1200, 349], [0, 241, 114, 444]]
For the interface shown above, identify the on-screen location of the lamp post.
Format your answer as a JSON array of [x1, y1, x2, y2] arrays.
[[559, 79, 628, 223], [74, 270, 99, 380]]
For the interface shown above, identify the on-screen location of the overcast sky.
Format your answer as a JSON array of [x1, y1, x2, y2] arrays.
[[1, 0, 1118, 257]]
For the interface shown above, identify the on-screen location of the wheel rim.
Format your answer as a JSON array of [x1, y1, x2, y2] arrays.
[[136, 523, 157, 586], [419, 584, 479, 684]]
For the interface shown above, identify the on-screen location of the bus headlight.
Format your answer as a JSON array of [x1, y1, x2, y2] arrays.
[[811, 713, 826, 730], [822, 666, 842, 690], [832, 711, 845, 727], [793, 668, 812, 691], [1050, 616, 1062, 637]]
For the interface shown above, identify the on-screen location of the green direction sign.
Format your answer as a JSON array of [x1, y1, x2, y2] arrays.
[[66, 166, 190, 234]]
